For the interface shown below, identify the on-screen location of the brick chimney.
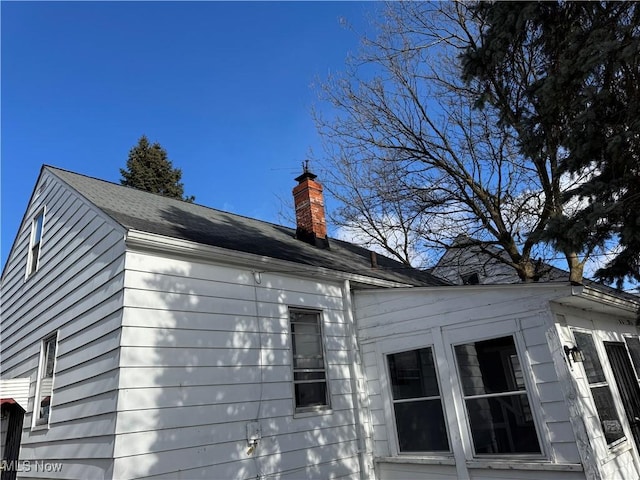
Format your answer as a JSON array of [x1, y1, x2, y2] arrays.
[[293, 164, 329, 249]]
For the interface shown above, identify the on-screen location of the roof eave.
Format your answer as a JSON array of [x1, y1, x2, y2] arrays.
[[549, 283, 640, 321], [125, 230, 415, 288]]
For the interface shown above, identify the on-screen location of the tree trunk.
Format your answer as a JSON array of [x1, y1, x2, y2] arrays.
[[516, 259, 536, 283], [566, 252, 585, 284]]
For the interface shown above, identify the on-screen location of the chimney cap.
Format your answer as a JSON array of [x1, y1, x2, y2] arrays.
[[294, 160, 317, 183]]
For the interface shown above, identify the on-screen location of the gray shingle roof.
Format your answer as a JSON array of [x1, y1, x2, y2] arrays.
[[48, 166, 447, 287]]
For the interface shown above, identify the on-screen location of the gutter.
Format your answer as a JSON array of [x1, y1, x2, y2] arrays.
[[539, 280, 640, 323], [577, 284, 640, 311]]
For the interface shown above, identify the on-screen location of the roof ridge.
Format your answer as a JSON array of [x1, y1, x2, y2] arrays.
[[45, 165, 299, 232]]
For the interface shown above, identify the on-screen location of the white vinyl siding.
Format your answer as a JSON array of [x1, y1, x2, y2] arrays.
[[552, 302, 640, 480], [355, 285, 584, 480], [113, 251, 361, 480], [0, 170, 126, 479]]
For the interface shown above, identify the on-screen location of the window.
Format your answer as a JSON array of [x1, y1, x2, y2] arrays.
[[387, 347, 449, 452], [455, 336, 541, 455], [289, 309, 329, 412], [34, 334, 57, 426], [461, 272, 481, 285], [574, 331, 626, 445], [28, 210, 45, 275]]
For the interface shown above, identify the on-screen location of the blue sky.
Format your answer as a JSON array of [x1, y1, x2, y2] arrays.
[[1, 1, 380, 269]]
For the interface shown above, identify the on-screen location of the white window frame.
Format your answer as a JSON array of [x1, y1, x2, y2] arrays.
[[33, 332, 58, 428], [289, 308, 330, 414], [450, 329, 545, 459], [27, 208, 46, 277], [385, 345, 451, 454]]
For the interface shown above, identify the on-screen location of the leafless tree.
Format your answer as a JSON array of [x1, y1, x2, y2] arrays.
[[315, 1, 591, 282]]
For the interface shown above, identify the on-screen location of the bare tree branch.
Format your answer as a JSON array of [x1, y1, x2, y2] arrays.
[[315, 1, 592, 282]]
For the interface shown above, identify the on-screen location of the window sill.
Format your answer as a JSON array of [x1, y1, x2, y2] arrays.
[[608, 437, 628, 452], [293, 408, 332, 419], [376, 456, 583, 472], [603, 439, 632, 464], [31, 422, 50, 432], [24, 271, 38, 282], [466, 460, 583, 472], [376, 456, 455, 466]]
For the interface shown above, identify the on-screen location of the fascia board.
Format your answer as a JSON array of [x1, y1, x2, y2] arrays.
[[354, 281, 576, 296]]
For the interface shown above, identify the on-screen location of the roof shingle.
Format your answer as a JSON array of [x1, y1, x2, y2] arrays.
[[48, 166, 447, 287]]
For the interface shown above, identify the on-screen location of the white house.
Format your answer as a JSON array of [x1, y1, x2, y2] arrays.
[[2, 165, 639, 480], [430, 235, 570, 285], [355, 282, 640, 480], [0, 165, 445, 480]]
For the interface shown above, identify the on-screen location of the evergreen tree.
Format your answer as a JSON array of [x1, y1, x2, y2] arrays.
[[461, 1, 639, 287], [120, 135, 195, 202]]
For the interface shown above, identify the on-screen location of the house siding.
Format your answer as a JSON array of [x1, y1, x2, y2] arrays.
[[0, 170, 126, 479], [354, 286, 584, 480], [431, 243, 567, 286], [551, 303, 640, 480], [112, 250, 363, 479]]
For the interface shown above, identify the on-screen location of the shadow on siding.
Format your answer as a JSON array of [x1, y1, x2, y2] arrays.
[[117, 206, 361, 479]]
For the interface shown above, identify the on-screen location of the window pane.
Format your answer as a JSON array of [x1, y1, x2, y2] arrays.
[[291, 311, 318, 324], [573, 332, 606, 384], [291, 322, 320, 335], [466, 394, 541, 454], [510, 354, 526, 389], [388, 348, 440, 399], [456, 336, 522, 396], [30, 245, 40, 274], [37, 376, 54, 422], [292, 324, 321, 351], [394, 399, 449, 452], [625, 336, 640, 380], [44, 339, 56, 378], [35, 334, 57, 425], [294, 371, 325, 381], [295, 382, 327, 408], [28, 212, 45, 275], [290, 309, 329, 411], [591, 385, 626, 445], [33, 213, 44, 243], [292, 323, 323, 369]]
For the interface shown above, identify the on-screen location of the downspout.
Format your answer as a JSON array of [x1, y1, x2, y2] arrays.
[[342, 280, 375, 480]]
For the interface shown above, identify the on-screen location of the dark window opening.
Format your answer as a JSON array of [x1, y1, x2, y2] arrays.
[[388, 347, 450, 452], [574, 331, 626, 446], [461, 272, 480, 285], [455, 336, 541, 454]]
